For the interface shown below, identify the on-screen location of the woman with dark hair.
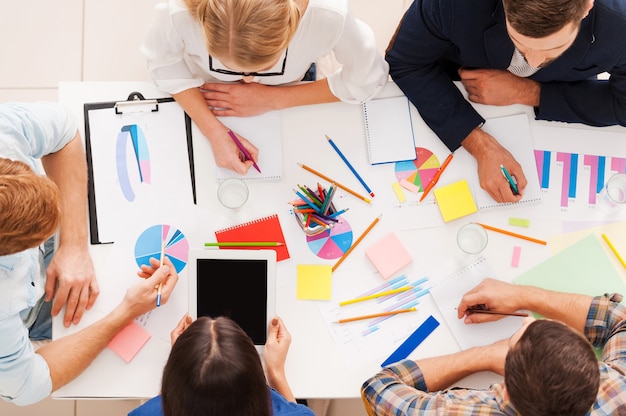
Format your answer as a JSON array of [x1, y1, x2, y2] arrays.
[[129, 315, 313, 416]]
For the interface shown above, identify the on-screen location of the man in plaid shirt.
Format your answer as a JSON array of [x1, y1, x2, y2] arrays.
[[362, 278, 626, 415]]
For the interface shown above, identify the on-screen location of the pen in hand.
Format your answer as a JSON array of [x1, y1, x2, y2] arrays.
[[465, 304, 528, 317], [500, 164, 519, 195], [227, 129, 261, 173]]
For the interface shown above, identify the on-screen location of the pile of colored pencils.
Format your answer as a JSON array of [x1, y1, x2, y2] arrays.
[[290, 183, 347, 236]]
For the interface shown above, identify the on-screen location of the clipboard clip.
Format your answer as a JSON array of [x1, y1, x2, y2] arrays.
[[114, 91, 159, 114]]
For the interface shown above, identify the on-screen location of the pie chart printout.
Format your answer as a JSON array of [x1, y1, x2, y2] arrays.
[[306, 219, 353, 259], [394, 147, 441, 191], [116, 124, 151, 202], [134, 224, 189, 273]]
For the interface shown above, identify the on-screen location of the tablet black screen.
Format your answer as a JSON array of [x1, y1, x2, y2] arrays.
[[195, 258, 268, 344]]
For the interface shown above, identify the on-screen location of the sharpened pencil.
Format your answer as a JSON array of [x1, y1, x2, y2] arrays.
[[332, 214, 381, 272], [298, 163, 371, 204], [476, 223, 547, 245], [325, 135, 375, 197], [339, 286, 412, 306], [334, 307, 417, 323]]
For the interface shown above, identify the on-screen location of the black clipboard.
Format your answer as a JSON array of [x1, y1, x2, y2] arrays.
[[84, 92, 196, 244]]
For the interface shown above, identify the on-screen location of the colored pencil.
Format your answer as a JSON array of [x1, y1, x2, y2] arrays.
[[298, 163, 371, 204], [332, 214, 381, 272], [227, 129, 261, 173], [156, 239, 165, 307], [204, 242, 284, 247], [339, 286, 412, 306], [602, 233, 626, 269], [476, 223, 547, 245], [325, 135, 375, 197], [420, 153, 454, 202], [334, 307, 417, 324]]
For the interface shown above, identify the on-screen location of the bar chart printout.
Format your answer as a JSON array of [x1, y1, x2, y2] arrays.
[[533, 149, 626, 220]]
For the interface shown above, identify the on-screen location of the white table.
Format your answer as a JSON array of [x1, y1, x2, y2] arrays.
[[52, 81, 625, 399]]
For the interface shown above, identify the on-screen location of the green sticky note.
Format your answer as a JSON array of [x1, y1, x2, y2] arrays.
[[296, 264, 332, 300], [509, 217, 530, 227]]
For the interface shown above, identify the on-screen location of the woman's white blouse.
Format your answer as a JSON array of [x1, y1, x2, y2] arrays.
[[141, 0, 389, 103]]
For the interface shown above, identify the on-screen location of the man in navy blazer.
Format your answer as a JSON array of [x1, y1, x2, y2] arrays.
[[387, 0, 626, 203]]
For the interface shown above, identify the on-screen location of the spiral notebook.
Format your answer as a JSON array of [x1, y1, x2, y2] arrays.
[[430, 257, 525, 350], [215, 111, 283, 181], [214, 214, 290, 261], [464, 113, 543, 210], [362, 96, 416, 165]]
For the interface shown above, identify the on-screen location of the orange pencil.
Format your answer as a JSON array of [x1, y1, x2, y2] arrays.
[[298, 162, 371, 204], [334, 307, 417, 324], [332, 214, 381, 272], [420, 153, 454, 202], [476, 223, 547, 245]]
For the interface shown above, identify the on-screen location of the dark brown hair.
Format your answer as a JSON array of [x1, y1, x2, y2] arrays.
[[503, 0, 590, 37], [0, 158, 61, 256], [505, 319, 599, 416], [161, 316, 272, 416]]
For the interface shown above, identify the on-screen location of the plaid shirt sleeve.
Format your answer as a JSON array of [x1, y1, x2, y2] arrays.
[[585, 294, 626, 373], [361, 359, 510, 415]]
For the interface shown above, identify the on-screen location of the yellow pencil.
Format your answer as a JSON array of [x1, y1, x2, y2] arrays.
[[602, 233, 626, 269], [339, 286, 411, 306], [334, 307, 417, 324], [332, 214, 381, 272], [156, 239, 165, 307]]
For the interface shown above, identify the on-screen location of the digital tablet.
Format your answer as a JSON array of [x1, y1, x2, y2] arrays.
[[188, 249, 277, 353]]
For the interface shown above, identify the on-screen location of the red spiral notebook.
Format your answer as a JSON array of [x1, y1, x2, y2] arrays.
[[214, 214, 290, 261]]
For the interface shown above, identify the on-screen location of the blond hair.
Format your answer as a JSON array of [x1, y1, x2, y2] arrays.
[[186, 0, 301, 68], [0, 158, 61, 256]]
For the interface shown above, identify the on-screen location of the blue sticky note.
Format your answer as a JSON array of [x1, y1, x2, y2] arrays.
[[381, 315, 440, 367]]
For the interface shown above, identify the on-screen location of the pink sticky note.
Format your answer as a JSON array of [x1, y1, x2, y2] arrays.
[[108, 321, 151, 363], [511, 246, 522, 268], [365, 232, 413, 279]]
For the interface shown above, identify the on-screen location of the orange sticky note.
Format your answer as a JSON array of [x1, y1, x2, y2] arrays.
[[433, 179, 478, 222], [108, 321, 151, 363]]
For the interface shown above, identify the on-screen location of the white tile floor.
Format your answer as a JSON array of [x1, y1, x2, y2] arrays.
[[0, 0, 410, 414]]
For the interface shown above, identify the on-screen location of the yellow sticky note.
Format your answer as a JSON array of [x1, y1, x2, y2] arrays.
[[296, 264, 332, 300], [391, 182, 406, 202], [433, 179, 478, 222]]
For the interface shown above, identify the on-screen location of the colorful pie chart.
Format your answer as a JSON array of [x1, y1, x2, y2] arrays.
[[306, 219, 353, 259], [134, 224, 189, 273], [394, 147, 441, 191]]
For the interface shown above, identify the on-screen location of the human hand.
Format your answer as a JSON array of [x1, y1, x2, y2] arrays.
[[459, 68, 540, 107], [200, 82, 276, 117], [45, 244, 99, 327], [264, 316, 292, 383], [122, 257, 179, 318], [457, 278, 525, 323], [462, 128, 527, 203], [208, 126, 259, 175], [170, 313, 193, 346]]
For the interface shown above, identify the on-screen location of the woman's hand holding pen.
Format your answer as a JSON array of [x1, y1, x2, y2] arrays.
[[457, 278, 526, 324], [462, 127, 527, 203], [210, 125, 259, 175]]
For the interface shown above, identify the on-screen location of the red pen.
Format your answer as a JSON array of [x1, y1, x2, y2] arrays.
[[419, 153, 454, 202]]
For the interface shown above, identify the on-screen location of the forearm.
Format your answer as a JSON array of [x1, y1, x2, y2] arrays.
[[36, 306, 133, 391], [40, 134, 88, 247], [518, 285, 592, 333], [267, 79, 338, 110], [172, 88, 224, 142], [417, 346, 500, 391], [266, 370, 296, 403]]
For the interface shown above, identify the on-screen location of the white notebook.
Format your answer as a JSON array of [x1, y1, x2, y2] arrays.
[[216, 111, 283, 181], [430, 258, 525, 350], [464, 113, 543, 209], [363, 96, 416, 165]]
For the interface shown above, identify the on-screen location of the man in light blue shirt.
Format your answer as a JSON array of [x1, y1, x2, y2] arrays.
[[0, 102, 180, 405]]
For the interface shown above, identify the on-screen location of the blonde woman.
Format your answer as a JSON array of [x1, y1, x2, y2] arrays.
[[142, 0, 388, 174]]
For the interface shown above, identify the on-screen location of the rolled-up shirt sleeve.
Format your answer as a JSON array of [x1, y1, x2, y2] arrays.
[[585, 294, 626, 374], [0, 316, 52, 406], [327, 9, 389, 104]]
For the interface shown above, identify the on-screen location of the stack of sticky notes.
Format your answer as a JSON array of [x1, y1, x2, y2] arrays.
[[433, 179, 478, 222], [365, 232, 413, 279]]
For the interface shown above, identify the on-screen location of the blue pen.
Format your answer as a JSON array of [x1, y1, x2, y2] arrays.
[[500, 164, 519, 195], [227, 129, 261, 173], [325, 135, 375, 197]]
